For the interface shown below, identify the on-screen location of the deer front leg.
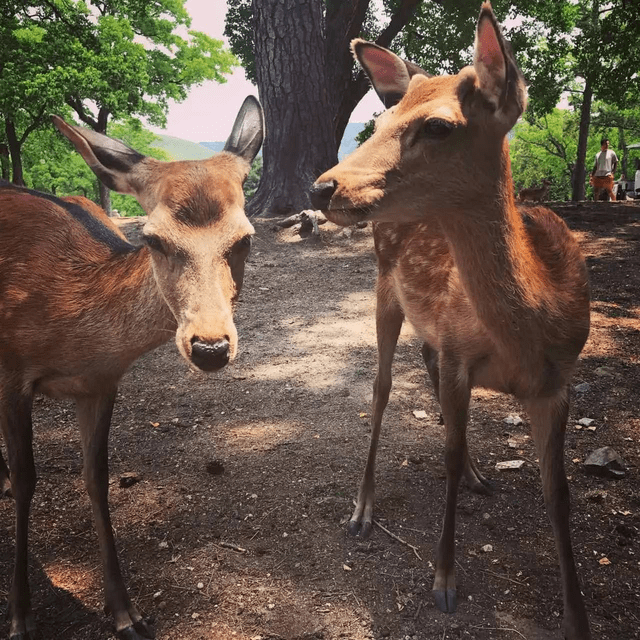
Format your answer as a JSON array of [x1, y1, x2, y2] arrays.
[[433, 362, 470, 614], [349, 285, 404, 538], [0, 446, 12, 497], [76, 391, 155, 640], [421, 343, 492, 495], [524, 390, 591, 640], [2, 390, 38, 640]]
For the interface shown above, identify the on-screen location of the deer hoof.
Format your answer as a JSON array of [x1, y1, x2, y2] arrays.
[[347, 519, 373, 538], [134, 617, 156, 638], [1, 479, 12, 498], [433, 588, 457, 613], [117, 621, 155, 640]]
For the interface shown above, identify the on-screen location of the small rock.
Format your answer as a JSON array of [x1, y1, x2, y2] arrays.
[[197, 582, 204, 589], [578, 417, 595, 426], [574, 382, 591, 393], [481, 544, 493, 553], [594, 366, 615, 377], [205, 460, 225, 475], [583, 447, 626, 479], [495, 460, 525, 471], [412, 409, 428, 420], [119, 472, 141, 488], [503, 414, 523, 426], [585, 489, 608, 503]]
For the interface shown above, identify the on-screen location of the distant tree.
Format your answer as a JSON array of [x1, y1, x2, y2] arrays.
[[226, 0, 423, 216], [510, 109, 580, 200]]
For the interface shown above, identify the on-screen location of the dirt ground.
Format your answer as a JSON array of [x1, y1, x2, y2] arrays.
[[1, 201, 639, 640]]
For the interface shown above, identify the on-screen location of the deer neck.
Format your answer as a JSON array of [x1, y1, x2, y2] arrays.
[[435, 150, 546, 358], [102, 247, 177, 356]]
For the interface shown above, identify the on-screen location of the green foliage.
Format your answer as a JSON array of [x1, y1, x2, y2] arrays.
[[355, 117, 378, 147], [510, 110, 579, 200], [245, 156, 263, 200], [510, 104, 640, 200], [0, 0, 237, 186]]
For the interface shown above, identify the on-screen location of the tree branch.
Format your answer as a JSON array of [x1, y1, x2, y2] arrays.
[[375, 0, 424, 49], [67, 98, 98, 129]]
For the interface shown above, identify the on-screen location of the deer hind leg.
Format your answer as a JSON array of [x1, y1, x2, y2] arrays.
[[0, 445, 12, 497], [432, 359, 470, 614], [348, 288, 404, 539], [421, 343, 492, 495], [524, 389, 591, 640], [76, 391, 155, 640], [1, 389, 38, 640]]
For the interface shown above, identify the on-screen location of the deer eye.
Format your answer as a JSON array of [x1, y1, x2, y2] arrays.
[[142, 234, 166, 255], [422, 118, 454, 140]]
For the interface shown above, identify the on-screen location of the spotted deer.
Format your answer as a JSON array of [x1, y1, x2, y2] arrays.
[[0, 95, 263, 640], [518, 178, 552, 202], [310, 4, 591, 639]]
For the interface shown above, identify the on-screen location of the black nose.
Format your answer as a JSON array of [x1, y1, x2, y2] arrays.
[[309, 180, 337, 210], [191, 338, 230, 371]]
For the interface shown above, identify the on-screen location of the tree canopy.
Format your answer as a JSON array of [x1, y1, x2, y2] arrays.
[[1, 0, 236, 207]]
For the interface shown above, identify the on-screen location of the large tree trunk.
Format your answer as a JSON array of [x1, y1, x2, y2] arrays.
[[0, 144, 10, 181], [248, 0, 337, 217], [572, 80, 593, 202], [5, 120, 25, 186]]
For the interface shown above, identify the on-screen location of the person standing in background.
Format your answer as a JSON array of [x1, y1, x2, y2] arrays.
[[591, 138, 618, 201]]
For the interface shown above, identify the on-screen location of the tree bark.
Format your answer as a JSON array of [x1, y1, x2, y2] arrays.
[[248, 0, 337, 217], [5, 120, 25, 186], [572, 80, 593, 202], [0, 144, 10, 181]]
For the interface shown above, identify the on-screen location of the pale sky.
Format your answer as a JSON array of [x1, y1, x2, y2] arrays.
[[148, 0, 381, 143]]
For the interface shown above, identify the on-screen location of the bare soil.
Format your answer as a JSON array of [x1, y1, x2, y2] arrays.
[[1, 201, 639, 640]]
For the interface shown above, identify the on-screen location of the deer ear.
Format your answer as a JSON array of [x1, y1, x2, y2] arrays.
[[352, 39, 431, 109], [51, 115, 145, 195], [473, 2, 527, 130], [224, 95, 264, 165]]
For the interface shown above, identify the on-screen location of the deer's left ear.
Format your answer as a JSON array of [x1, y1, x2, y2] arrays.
[[473, 2, 527, 131]]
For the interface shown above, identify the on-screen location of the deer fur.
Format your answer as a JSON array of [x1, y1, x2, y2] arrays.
[[310, 4, 591, 639], [518, 178, 551, 202], [0, 96, 263, 640]]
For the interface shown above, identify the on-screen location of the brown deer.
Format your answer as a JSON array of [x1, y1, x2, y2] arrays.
[[310, 4, 591, 639], [0, 95, 263, 640], [518, 178, 552, 202]]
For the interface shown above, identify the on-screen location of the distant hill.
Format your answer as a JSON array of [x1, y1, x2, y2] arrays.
[[153, 123, 367, 162], [151, 134, 214, 161], [200, 141, 226, 154], [339, 122, 366, 159]]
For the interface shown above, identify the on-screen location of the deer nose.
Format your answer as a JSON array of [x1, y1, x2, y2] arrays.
[[190, 338, 230, 371], [309, 180, 337, 210]]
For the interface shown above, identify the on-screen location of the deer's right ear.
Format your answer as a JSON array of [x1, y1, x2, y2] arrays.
[[224, 95, 264, 165], [352, 40, 430, 109], [51, 115, 145, 196]]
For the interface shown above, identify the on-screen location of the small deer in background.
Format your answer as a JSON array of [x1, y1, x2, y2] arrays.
[[310, 3, 591, 639], [0, 96, 263, 640], [518, 178, 552, 202]]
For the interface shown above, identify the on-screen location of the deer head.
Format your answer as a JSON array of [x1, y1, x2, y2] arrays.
[[310, 2, 527, 225], [53, 96, 264, 371]]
